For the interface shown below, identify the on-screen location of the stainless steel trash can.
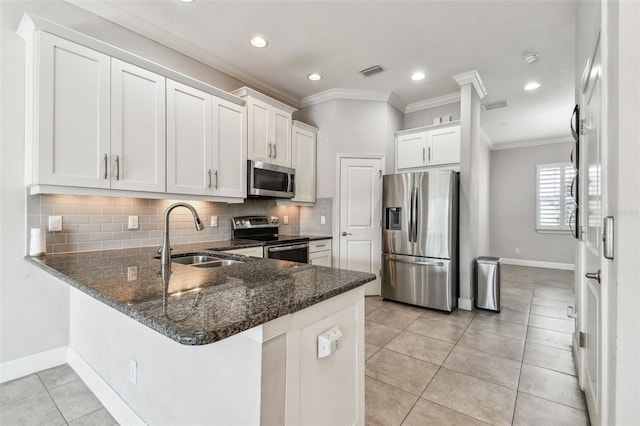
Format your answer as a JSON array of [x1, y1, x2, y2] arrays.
[[476, 257, 501, 312]]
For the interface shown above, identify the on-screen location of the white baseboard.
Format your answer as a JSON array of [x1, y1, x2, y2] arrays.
[[501, 258, 575, 271], [68, 348, 146, 426], [458, 297, 474, 311], [0, 346, 68, 383]]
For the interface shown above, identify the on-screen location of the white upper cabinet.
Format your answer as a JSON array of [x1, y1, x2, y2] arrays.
[[167, 80, 212, 196], [19, 15, 247, 201], [396, 132, 428, 170], [167, 80, 247, 198], [232, 87, 296, 168], [428, 125, 461, 166], [395, 122, 461, 172], [111, 59, 166, 192], [212, 98, 246, 198], [35, 32, 111, 189], [291, 121, 318, 203]]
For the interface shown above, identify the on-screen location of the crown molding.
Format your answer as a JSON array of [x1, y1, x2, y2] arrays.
[[491, 136, 572, 151], [453, 70, 488, 100], [405, 92, 461, 114], [300, 88, 407, 111]]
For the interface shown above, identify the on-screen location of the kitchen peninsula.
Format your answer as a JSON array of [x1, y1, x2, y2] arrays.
[[26, 243, 374, 425]]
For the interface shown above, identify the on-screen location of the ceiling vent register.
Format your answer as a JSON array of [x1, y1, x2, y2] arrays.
[[481, 100, 509, 111], [359, 65, 385, 77]]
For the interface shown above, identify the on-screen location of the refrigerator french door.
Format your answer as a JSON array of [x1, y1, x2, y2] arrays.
[[381, 171, 458, 311]]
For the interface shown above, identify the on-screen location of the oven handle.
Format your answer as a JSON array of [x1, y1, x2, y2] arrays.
[[267, 244, 309, 253]]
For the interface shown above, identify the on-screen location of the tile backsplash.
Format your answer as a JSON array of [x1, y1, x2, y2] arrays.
[[27, 194, 303, 254], [28, 194, 335, 254]]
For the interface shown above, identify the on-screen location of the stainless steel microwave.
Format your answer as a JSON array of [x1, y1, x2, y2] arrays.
[[247, 160, 295, 198]]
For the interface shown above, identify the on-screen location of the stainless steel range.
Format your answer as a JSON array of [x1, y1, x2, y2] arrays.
[[231, 216, 309, 263]]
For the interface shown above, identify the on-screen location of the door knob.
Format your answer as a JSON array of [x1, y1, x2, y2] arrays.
[[585, 270, 601, 283], [341, 232, 352, 236]]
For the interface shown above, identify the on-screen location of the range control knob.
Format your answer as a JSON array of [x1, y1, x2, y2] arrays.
[[241, 219, 246, 225], [234, 220, 240, 225]]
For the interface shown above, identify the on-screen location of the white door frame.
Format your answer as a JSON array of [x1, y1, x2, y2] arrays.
[[333, 153, 385, 270]]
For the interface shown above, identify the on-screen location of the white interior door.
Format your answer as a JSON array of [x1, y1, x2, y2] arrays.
[[338, 157, 383, 295], [580, 35, 605, 426]]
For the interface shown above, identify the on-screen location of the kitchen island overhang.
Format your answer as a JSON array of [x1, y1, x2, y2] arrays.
[[25, 244, 374, 425]]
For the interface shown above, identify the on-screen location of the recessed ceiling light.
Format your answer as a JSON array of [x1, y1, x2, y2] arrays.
[[307, 73, 322, 81], [524, 82, 541, 91], [523, 52, 538, 64], [179, 0, 195, 3], [411, 71, 425, 81], [250, 37, 268, 48]]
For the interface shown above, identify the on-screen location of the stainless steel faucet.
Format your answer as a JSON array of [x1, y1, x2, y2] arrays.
[[160, 203, 204, 266]]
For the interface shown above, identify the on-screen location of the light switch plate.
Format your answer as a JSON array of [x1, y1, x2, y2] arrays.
[[320, 215, 326, 225], [283, 215, 289, 225], [48, 216, 62, 232], [210, 216, 218, 227]]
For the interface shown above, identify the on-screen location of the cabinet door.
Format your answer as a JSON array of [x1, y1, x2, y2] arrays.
[[309, 250, 332, 267], [396, 132, 427, 170], [212, 98, 246, 198], [271, 108, 292, 167], [247, 98, 271, 163], [166, 80, 212, 195], [37, 32, 110, 188], [291, 126, 316, 203], [111, 59, 166, 192], [428, 126, 460, 166]]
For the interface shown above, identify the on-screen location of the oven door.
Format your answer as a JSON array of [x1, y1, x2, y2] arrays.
[[265, 243, 309, 263]]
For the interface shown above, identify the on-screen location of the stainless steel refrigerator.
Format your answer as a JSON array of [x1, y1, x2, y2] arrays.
[[381, 171, 458, 312]]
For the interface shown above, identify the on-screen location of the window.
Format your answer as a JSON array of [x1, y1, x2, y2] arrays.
[[536, 163, 576, 232]]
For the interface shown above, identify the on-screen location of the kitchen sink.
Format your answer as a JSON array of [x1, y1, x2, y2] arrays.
[[171, 255, 221, 265], [155, 254, 244, 268]]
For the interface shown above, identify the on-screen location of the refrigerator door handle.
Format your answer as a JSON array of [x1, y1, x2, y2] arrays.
[[409, 188, 415, 242], [411, 188, 419, 242], [384, 254, 443, 267]]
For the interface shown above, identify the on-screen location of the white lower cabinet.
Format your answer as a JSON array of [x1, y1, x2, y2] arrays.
[[167, 80, 246, 198], [309, 238, 332, 267], [221, 246, 264, 258]]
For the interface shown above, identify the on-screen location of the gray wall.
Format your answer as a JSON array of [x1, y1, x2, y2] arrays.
[[490, 142, 575, 264], [403, 102, 461, 129], [295, 99, 403, 198], [0, 0, 249, 363]]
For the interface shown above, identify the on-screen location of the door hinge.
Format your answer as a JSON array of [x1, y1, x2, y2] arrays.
[[579, 331, 586, 348], [379, 268, 382, 278], [378, 170, 383, 179]]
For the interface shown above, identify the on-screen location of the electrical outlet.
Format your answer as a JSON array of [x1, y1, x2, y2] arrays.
[[129, 359, 137, 385], [320, 215, 326, 225], [515, 248, 520, 254], [210, 216, 218, 227], [283, 215, 289, 225], [127, 266, 138, 281], [128, 216, 139, 230], [48, 216, 62, 232]]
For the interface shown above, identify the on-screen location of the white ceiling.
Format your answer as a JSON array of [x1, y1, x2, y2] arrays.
[[68, 0, 577, 145]]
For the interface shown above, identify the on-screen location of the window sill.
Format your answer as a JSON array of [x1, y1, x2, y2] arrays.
[[536, 229, 572, 235]]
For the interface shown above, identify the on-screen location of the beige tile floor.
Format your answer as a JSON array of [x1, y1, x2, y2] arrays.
[[1, 266, 587, 426], [365, 265, 590, 426], [0, 364, 117, 426]]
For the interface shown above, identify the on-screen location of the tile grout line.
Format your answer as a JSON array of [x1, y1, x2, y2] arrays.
[[35, 373, 69, 426]]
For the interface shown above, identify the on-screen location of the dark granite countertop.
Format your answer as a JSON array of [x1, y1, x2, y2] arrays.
[[25, 242, 374, 346]]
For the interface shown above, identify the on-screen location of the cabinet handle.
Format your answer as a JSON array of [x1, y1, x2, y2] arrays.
[[214, 170, 219, 189], [208, 169, 212, 189], [268, 143, 272, 158], [273, 144, 277, 159], [115, 155, 120, 180], [104, 154, 108, 179], [422, 147, 426, 163], [428, 147, 431, 162]]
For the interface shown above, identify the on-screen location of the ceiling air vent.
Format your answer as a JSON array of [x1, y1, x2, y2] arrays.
[[482, 100, 509, 111], [359, 65, 384, 77]]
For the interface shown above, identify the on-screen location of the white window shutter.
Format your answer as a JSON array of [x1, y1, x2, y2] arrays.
[[536, 163, 575, 231]]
